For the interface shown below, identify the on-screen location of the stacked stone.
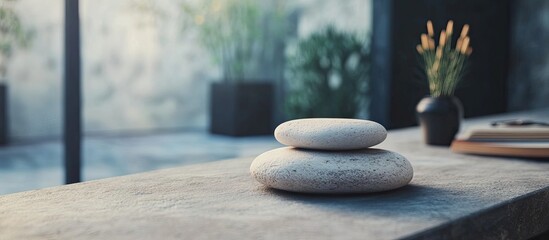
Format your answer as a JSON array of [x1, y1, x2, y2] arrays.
[[250, 119, 414, 194]]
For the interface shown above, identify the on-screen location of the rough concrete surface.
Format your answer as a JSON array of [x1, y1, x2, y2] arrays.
[[1, 109, 548, 240]]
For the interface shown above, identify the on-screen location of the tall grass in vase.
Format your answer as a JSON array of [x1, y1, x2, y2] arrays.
[[415, 20, 472, 146], [417, 20, 472, 96]]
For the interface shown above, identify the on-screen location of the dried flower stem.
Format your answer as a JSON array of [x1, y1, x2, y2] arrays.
[[446, 20, 454, 35], [427, 20, 434, 37], [439, 30, 447, 47], [428, 38, 435, 50], [460, 24, 469, 38]]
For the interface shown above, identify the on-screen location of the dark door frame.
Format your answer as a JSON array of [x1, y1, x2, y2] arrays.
[[64, 0, 81, 184]]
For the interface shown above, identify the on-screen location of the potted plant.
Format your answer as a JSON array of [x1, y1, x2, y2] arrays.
[[285, 26, 370, 119], [0, 1, 30, 145], [415, 20, 472, 146], [181, 0, 288, 136]]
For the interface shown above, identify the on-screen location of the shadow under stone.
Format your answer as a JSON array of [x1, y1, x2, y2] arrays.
[[263, 184, 477, 219]]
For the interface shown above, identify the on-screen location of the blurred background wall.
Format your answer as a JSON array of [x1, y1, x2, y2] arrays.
[[371, 0, 549, 129], [8, 0, 63, 140], [371, 0, 510, 128], [508, 0, 549, 111], [6, 0, 371, 141], [5, 0, 548, 141]]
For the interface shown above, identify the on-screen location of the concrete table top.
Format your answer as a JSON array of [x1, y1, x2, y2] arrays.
[[1, 109, 549, 240]]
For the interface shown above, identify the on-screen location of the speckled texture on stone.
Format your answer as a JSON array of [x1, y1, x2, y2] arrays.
[[250, 147, 413, 194], [274, 118, 387, 150]]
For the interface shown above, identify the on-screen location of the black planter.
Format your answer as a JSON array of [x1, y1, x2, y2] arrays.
[[416, 96, 463, 146], [209, 82, 273, 136], [0, 83, 7, 145]]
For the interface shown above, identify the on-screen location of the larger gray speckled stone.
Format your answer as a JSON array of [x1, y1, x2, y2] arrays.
[[250, 147, 413, 194], [274, 118, 387, 150]]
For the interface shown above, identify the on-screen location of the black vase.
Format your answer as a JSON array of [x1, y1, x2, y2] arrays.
[[416, 96, 463, 146]]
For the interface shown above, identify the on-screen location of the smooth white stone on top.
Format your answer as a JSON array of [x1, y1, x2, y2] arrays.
[[274, 118, 387, 150]]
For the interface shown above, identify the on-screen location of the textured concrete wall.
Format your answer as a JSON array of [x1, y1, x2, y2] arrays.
[[8, 0, 64, 139], [508, 0, 549, 111], [9, 0, 218, 139], [6, 0, 371, 140]]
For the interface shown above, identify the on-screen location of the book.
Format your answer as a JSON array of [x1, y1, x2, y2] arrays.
[[450, 126, 549, 158], [458, 126, 549, 142]]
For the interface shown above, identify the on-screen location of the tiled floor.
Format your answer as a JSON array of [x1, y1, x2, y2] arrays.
[[0, 131, 281, 195]]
